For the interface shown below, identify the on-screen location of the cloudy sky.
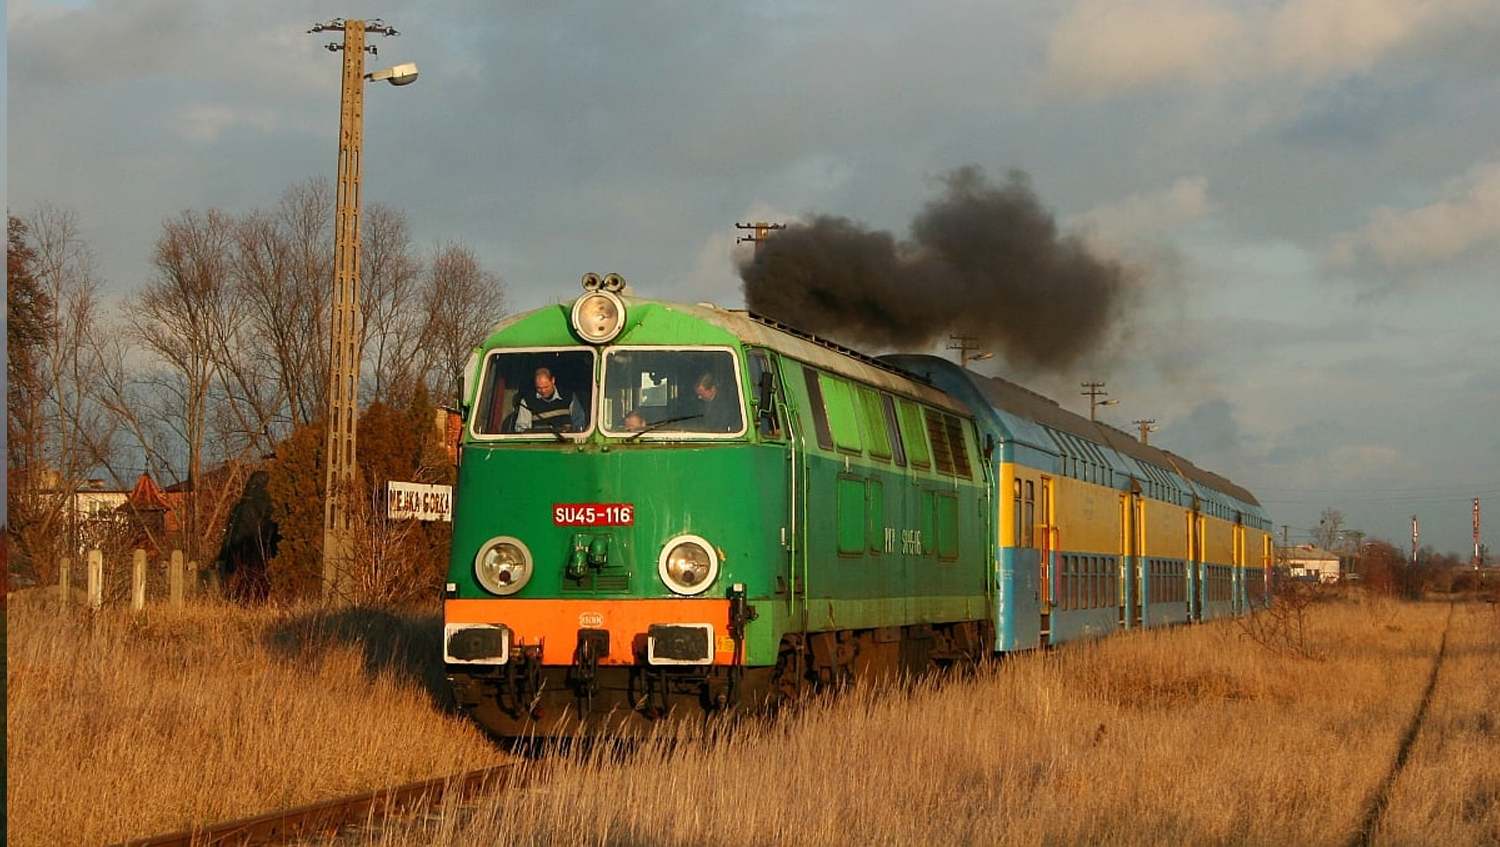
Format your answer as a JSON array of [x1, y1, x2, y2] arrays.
[[7, 1, 1499, 556]]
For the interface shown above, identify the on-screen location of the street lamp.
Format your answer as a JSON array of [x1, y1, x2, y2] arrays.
[[309, 18, 417, 600], [948, 335, 994, 369], [1081, 381, 1118, 421]]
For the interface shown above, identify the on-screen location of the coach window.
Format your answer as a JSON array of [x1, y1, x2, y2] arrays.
[[1012, 479, 1023, 546], [1023, 480, 1036, 547]]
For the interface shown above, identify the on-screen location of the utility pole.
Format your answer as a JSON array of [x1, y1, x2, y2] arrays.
[[735, 221, 785, 259], [1411, 514, 1419, 564], [1474, 498, 1482, 570], [1132, 418, 1158, 445], [1081, 382, 1117, 421], [310, 18, 410, 600], [948, 335, 994, 369]]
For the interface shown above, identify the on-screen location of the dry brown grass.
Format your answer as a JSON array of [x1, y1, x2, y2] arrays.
[[378, 594, 1496, 846], [1368, 600, 1500, 845], [4, 594, 508, 845], [7, 591, 1496, 846]]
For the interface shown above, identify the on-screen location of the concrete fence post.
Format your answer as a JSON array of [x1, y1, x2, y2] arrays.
[[187, 559, 199, 598], [58, 557, 73, 607], [169, 550, 185, 608], [87, 549, 104, 611], [132, 549, 148, 611], [171, 551, 186, 605]]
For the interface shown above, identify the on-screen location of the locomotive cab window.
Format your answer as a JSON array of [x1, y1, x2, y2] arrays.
[[600, 347, 744, 437], [472, 348, 595, 437]]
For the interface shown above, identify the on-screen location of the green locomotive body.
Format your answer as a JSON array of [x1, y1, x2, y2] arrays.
[[444, 278, 992, 736]]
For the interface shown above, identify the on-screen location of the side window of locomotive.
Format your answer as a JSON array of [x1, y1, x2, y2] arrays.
[[473, 349, 595, 436], [818, 373, 864, 455], [923, 409, 971, 477], [747, 350, 782, 438], [802, 366, 834, 450], [857, 386, 892, 461], [923, 410, 972, 478], [880, 394, 907, 467], [896, 399, 931, 470]]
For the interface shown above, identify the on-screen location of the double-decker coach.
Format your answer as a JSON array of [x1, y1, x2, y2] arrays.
[[882, 355, 1273, 651]]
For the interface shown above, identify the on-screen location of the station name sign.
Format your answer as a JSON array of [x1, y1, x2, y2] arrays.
[[386, 481, 453, 522]]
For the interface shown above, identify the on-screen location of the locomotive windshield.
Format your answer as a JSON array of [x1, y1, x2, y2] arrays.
[[472, 348, 596, 437], [600, 348, 744, 437]]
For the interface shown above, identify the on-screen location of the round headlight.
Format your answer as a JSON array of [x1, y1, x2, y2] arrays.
[[658, 534, 720, 596], [570, 290, 625, 344], [475, 536, 533, 596]]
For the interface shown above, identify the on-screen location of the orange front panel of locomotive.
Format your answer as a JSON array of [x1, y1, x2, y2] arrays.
[[445, 598, 735, 666]]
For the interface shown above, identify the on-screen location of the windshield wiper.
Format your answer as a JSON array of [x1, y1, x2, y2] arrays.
[[627, 414, 702, 442]]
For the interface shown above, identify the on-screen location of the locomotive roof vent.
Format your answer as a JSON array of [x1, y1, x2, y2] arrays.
[[573, 273, 627, 344]]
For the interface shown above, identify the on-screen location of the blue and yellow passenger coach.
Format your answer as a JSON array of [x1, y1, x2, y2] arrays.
[[886, 355, 1274, 651], [444, 275, 991, 736], [443, 276, 1271, 737]]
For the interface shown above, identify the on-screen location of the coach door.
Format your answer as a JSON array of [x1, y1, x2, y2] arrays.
[[1038, 477, 1057, 645], [1188, 506, 1203, 622], [1123, 488, 1144, 629], [1232, 518, 1246, 615]]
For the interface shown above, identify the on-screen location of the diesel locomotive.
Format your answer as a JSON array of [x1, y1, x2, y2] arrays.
[[443, 274, 1273, 737]]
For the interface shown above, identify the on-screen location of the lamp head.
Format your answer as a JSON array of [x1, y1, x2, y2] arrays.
[[367, 62, 419, 85]]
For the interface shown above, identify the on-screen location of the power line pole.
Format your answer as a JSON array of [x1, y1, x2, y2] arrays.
[[735, 221, 785, 259], [1132, 418, 1158, 445], [947, 334, 993, 368], [1080, 382, 1117, 421], [1474, 498, 1482, 570], [310, 18, 405, 600]]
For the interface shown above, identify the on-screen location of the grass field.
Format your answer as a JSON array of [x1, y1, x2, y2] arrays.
[[6, 590, 1497, 845]]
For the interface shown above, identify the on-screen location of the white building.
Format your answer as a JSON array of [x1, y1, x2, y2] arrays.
[[1280, 544, 1342, 583]]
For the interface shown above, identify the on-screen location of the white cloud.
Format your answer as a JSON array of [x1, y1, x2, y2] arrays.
[[1267, 0, 1471, 77], [1041, 0, 1494, 98], [174, 104, 280, 143], [1071, 176, 1215, 251], [1042, 0, 1242, 98], [1324, 158, 1500, 271]]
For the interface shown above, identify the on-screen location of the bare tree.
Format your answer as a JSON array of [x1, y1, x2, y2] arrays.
[[8, 205, 115, 580], [420, 241, 508, 405], [233, 179, 334, 430], [359, 203, 424, 405], [127, 208, 244, 562], [1313, 507, 1345, 552]]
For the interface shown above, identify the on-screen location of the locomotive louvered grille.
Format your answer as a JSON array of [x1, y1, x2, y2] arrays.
[[561, 573, 631, 593]]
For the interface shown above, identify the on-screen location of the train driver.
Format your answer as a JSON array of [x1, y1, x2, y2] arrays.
[[694, 372, 738, 432], [512, 367, 586, 432]]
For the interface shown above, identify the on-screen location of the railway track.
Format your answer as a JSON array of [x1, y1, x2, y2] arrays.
[[1345, 600, 1456, 847], [115, 762, 523, 846]]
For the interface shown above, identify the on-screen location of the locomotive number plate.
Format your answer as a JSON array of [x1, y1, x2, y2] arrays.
[[554, 503, 635, 526]]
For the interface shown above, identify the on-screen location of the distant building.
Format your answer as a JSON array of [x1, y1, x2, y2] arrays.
[[1279, 544, 1342, 583]]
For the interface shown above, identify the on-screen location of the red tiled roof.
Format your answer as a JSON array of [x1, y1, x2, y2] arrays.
[[126, 473, 172, 511]]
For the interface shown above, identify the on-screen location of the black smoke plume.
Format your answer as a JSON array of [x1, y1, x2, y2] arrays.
[[740, 166, 1125, 371]]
